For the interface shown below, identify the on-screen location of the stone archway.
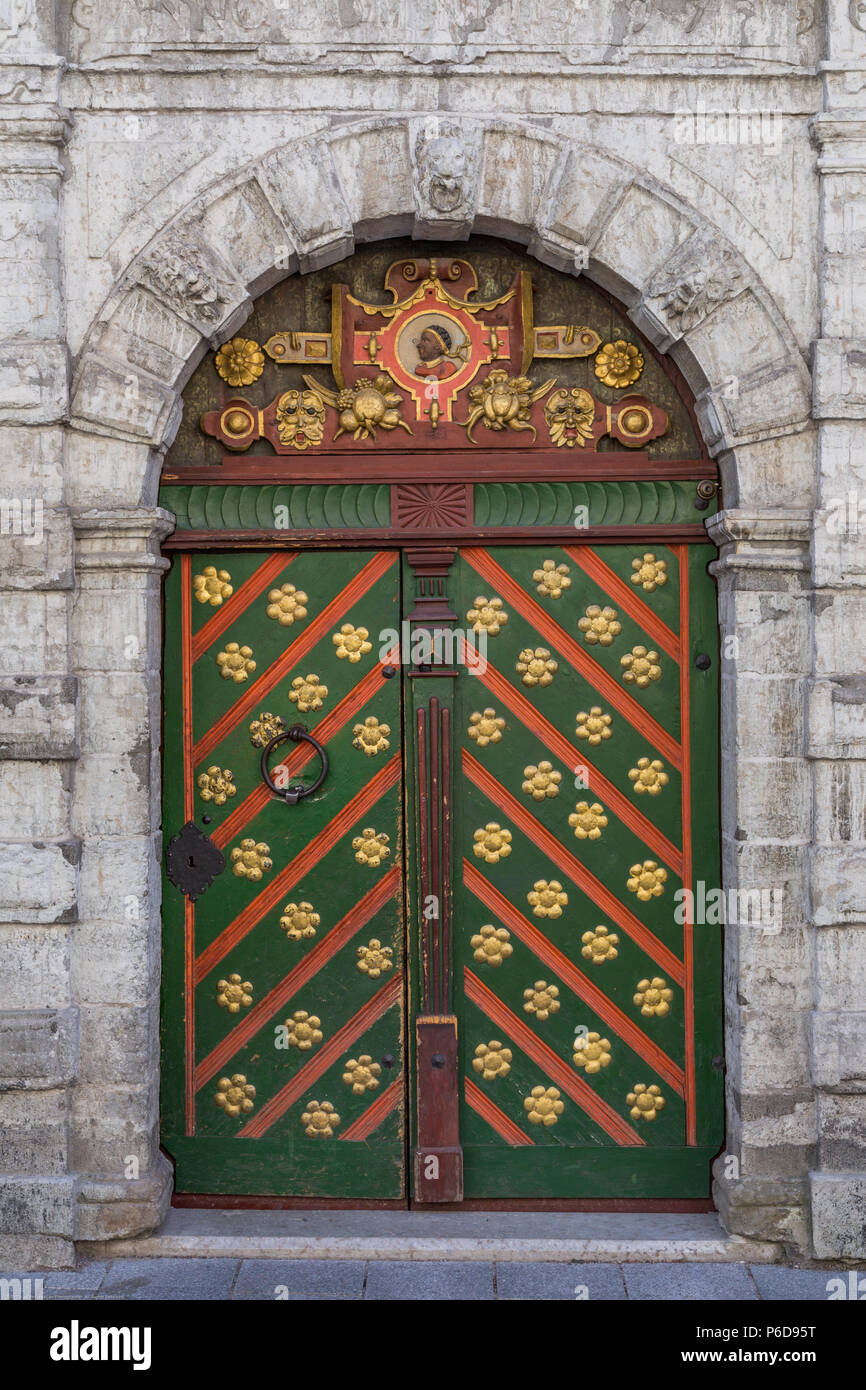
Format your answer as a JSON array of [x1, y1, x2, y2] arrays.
[[65, 116, 816, 1254]]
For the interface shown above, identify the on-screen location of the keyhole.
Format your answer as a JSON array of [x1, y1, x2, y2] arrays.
[[188, 855, 196, 869]]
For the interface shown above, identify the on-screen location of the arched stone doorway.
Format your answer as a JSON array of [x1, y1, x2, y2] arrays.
[[66, 118, 815, 1247]]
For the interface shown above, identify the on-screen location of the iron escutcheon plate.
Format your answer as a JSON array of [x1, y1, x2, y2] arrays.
[[165, 820, 226, 902]]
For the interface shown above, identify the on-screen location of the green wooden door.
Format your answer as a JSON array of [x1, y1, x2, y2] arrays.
[[161, 548, 406, 1197], [162, 541, 722, 1201], [447, 543, 723, 1197]]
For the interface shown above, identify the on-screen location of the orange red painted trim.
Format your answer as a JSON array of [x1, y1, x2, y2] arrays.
[[564, 545, 680, 662], [238, 973, 402, 1138], [465, 1076, 534, 1146], [341, 1078, 404, 1141], [461, 638, 682, 876], [194, 867, 401, 1091], [464, 968, 644, 1146], [463, 749, 685, 986], [462, 547, 681, 768], [677, 545, 697, 1145], [190, 552, 295, 664], [463, 860, 684, 1095], [192, 550, 397, 766], [195, 754, 401, 984]]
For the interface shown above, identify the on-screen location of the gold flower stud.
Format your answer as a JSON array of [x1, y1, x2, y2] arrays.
[[523, 980, 561, 1021], [467, 708, 506, 747], [230, 838, 272, 881], [627, 1083, 666, 1122], [578, 604, 622, 647], [533, 559, 571, 599], [524, 1085, 564, 1127], [215, 1074, 255, 1118], [197, 766, 237, 805], [621, 646, 662, 687], [472, 822, 513, 864], [630, 552, 668, 593], [266, 582, 308, 626], [356, 939, 394, 978], [193, 565, 232, 606], [301, 1100, 340, 1137], [249, 711, 286, 747], [627, 860, 668, 901], [216, 642, 256, 683], [573, 1032, 612, 1075], [284, 1010, 323, 1051], [521, 762, 562, 801], [628, 757, 669, 795], [279, 901, 320, 942], [352, 715, 391, 756], [581, 924, 619, 965], [634, 977, 674, 1018], [568, 800, 608, 840], [527, 879, 568, 919], [470, 924, 513, 967], [289, 674, 328, 713], [466, 596, 508, 635], [342, 1056, 382, 1094], [575, 706, 613, 744], [216, 974, 253, 1013], [333, 623, 372, 662], [352, 827, 391, 866], [472, 1041, 513, 1081], [516, 647, 558, 687]]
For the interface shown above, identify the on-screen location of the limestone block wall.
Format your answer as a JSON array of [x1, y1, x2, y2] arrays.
[[0, 0, 864, 1266]]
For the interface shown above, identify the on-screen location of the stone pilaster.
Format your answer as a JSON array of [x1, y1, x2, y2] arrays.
[[707, 509, 814, 1255], [807, 22, 866, 1255], [0, 0, 77, 1270], [68, 509, 174, 1247]]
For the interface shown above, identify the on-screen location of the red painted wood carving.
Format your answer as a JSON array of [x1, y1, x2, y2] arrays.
[[201, 258, 668, 456]]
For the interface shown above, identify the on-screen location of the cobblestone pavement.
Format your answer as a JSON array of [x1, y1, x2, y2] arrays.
[[4, 1260, 845, 1301]]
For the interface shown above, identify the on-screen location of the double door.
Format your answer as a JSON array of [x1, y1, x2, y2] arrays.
[[161, 543, 722, 1200]]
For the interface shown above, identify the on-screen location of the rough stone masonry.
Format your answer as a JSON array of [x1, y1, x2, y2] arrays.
[[0, 0, 865, 1267]]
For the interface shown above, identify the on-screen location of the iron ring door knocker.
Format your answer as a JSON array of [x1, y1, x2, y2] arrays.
[[260, 725, 329, 805]]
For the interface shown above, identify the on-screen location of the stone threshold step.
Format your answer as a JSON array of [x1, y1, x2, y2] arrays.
[[86, 1210, 780, 1264]]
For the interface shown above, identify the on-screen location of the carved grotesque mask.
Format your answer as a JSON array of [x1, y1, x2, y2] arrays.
[[544, 387, 596, 448], [275, 388, 326, 450], [425, 136, 468, 212]]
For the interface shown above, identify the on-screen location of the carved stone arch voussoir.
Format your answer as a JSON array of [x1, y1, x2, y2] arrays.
[[69, 113, 811, 465]]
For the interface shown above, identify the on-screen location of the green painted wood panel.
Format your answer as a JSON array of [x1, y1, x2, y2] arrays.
[[161, 548, 407, 1197]]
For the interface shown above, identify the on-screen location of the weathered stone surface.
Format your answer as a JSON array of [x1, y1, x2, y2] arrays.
[[0, 677, 78, 760], [0, 1008, 78, 1089], [0, 1090, 68, 1173], [0, 841, 79, 925], [810, 1173, 866, 1258]]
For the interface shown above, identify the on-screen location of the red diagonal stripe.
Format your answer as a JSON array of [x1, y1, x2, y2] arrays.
[[193, 551, 397, 764], [191, 553, 296, 663], [211, 658, 395, 851], [463, 859, 684, 1095], [460, 636, 682, 871], [238, 974, 402, 1138], [195, 867, 400, 1089], [462, 547, 680, 766], [340, 1078, 403, 1141], [464, 968, 643, 1146], [462, 748, 684, 986], [465, 1076, 534, 1146], [195, 754, 401, 983], [564, 546, 680, 661]]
